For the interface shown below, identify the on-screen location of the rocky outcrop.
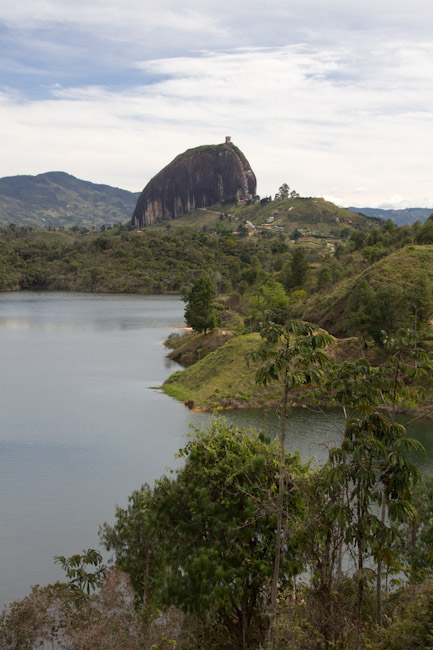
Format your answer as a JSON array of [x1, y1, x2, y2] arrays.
[[132, 140, 257, 226]]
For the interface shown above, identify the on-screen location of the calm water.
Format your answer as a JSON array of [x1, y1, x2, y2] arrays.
[[0, 293, 431, 609]]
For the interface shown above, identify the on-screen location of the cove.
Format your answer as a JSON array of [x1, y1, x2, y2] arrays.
[[0, 292, 430, 609]]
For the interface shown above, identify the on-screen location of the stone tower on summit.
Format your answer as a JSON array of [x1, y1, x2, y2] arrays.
[[132, 139, 257, 227]]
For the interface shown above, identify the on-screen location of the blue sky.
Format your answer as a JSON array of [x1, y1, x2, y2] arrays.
[[1, 0, 432, 208]]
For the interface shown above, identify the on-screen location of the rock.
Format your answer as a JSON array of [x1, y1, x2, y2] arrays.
[[132, 139, 257, 226]]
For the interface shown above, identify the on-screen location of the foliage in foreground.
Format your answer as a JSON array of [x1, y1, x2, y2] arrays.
[[98, 410, 430, 650], [101, 419, 307, 650], [0, 571, 147, 650], [2, 413, 433, 650]]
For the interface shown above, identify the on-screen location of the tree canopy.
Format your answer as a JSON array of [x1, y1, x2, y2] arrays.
[[101, 418, 307, 650], [183, 273, 218, 333]]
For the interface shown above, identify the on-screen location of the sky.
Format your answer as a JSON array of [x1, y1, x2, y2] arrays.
[[1, 0, 432, 209]]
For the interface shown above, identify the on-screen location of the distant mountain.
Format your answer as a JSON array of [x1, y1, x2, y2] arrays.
[[0, 172, 140, 228], [348, 206, 433, 226]]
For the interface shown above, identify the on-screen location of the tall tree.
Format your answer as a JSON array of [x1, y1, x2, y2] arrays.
[[347, 279, 377, 344], [283, 247, 309, 290], [407, 271, 433, 337], [101, 419, 308, 650], [183, 273, 217, 334], [249, 320, 332, 645], [326, 413, 421, 649], [415, 214, 433, 244], [347, 281, 404, 346], [397, 474, 433, 584], [310, 328, 431, 631], [274, 183, 290, 200]]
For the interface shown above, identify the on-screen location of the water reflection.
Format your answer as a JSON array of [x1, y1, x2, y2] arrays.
[[0, 292, 185, 331], [223, 407, 345, 466]]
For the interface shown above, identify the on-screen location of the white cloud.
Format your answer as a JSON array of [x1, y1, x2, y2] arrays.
[[374, 194, 433, 210], [1, 5, 433, 209], [2, 0, 433, 58]]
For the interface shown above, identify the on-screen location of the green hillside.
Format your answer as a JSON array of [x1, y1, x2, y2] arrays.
[[0, 172, 140, 229], [302, 245, 433, 335], [0, 225, 294, 293], [163, 332, 285, 410], [155, 196, 379, 237]]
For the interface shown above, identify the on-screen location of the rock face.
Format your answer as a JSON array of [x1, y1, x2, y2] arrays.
[[132, 139, 257, 226]]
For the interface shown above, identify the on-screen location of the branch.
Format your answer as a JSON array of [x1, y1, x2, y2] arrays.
[[405, 406, 433, 428], [379, 391, 393, 419], [304, 404, 345, 436]]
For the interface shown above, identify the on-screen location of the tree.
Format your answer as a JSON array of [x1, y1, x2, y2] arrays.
[[372, 285, 404, 343], [347, 280, 404, 346], [274, 183, 290, 200], [237, 222, 249, 237], [349, 231, 366, 250], [100, 485, 158, 609], [147, 419, 307, 650], [317, 264, 333, 291], [282, 247, 309, 291], [397, 474, 433, 583], [376, 328, 433, 422], [183, 274, 217, 334], [326, 413, 421, 648], [407, 271, 433, 337], [299, 466, 352, 649], [309, 329, 430, 633], [416, 214, 433, 244], [245, 278, 290, 330], [54, 548, 106, 595], [347, 280, 377, 344], [249, 320, 332, 645]]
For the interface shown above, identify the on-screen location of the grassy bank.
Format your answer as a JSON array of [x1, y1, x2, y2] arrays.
[[162, 332, 287, 410], [161, 329, 433, 415]]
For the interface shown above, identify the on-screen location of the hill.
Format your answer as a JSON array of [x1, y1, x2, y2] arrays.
[[0, 193, 386, 293], [0, 225, 294, 293], [302, 245, 433, 335], [0, 172, 140, 229], [348, 206, 433, 225], [153, 196, 380, 243]]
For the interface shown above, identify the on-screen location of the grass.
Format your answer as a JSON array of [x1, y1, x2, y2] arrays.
[[165, 329, 235, 365], [161, 321, 433, 415], [162, 332, 285, 410], [152, 196, 377, 236]]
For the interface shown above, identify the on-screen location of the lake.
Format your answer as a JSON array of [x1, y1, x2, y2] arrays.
[[0, 292, 431, 609]]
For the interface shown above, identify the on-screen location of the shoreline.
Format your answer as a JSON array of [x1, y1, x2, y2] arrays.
[[161, 331, 433, 421]]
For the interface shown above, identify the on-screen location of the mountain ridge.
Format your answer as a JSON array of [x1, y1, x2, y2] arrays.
[[0, 171, 140, 229], [1, 168, 431, 231], [348, 206, 433, 225]]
